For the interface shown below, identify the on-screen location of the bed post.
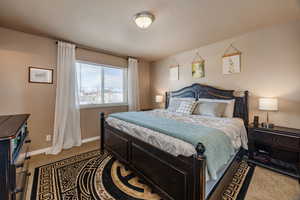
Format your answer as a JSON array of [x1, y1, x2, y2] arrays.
[[165, 92, 170, 109], [100, 112, 105, 153], [244, 91, 249, 126], [193, 143, 206, 200]]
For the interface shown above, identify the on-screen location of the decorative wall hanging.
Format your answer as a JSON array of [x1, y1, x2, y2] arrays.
[[29, 67, 53, 84], [192, 52, 205, 78], [169, 64, 179, 81], [222, 44, 241, 75]]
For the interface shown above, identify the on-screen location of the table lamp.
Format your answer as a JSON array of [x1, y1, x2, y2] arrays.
[[155, 95, 163, 103], [259, 98, 278, 128]]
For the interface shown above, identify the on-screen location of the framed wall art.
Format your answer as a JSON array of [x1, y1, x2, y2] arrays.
[[169, 64, 179, 81], [222, 44, 242, 75], [29, 67, 53, 84], [192, 52, 205, 78]]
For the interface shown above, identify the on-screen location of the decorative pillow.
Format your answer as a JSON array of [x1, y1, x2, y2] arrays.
[[176, 101, 196, 114], [167, 97, 195, 112], [197, 98, 235, 118], [193, 102, 227, 117]]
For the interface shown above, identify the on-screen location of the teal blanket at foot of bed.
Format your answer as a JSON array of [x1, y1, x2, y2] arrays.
[[109, 111, 235, 180]]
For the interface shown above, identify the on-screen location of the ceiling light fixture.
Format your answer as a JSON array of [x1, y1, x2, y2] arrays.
[[134, 11, 155, 29]]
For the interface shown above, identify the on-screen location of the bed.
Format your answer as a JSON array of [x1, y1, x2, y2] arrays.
[[100, 83, 249, 200]]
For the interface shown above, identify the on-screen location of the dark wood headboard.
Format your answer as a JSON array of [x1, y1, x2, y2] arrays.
[[165, 83, 249, 125]]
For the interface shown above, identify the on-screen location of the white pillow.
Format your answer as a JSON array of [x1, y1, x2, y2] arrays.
[[193, 102, 227, 117], [167, 97, 195, 112], [176, 101, 196, 114], [197, 98, 235, 118]]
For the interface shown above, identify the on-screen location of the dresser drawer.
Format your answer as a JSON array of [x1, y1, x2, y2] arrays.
[[13, 170, 31, 200], [13, 137, 31, 166], [15, 153, 30, 174], [251, 130, 300, 151]]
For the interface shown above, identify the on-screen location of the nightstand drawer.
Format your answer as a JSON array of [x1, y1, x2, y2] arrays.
[[251, 130, 300, 151]]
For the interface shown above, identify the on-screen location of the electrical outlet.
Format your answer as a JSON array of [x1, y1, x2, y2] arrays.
[[46, 135, 52, 142]]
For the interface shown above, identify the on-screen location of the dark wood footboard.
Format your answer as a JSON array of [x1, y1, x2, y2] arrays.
[[100, 113, 244, 200]]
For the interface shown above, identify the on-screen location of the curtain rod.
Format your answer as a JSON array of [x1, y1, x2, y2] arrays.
[[55, 41, 78, 49], [55, 41, 129, 59]]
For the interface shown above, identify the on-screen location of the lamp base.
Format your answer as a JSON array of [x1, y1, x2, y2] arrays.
[[261, 122, 274, 129]]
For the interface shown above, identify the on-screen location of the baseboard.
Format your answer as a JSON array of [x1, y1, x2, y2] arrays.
[[29, 147, 51, 156], [28, 136, 100, 156], [82, 136, 100, 143]]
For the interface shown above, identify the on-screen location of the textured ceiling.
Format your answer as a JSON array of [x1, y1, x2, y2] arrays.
[[0, 0, 299, 61]]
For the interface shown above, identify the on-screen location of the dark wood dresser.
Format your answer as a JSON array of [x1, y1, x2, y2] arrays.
[[0, 114, 31, 200], [248, 124, 300, 181]]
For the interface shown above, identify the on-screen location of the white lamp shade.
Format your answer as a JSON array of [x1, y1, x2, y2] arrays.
[[155, 95, 163, 103], [259, 98, 278, 111]]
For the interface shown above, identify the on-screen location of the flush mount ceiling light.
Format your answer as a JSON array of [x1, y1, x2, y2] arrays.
[[134, 11, 155, 29]]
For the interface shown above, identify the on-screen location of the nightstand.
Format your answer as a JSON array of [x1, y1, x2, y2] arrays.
[[248, 124, 300, 181]]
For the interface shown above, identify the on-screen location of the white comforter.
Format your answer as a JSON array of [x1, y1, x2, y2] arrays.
[[106, 109, 248, 157]]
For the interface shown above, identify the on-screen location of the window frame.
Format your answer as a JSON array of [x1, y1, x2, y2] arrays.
[[76, 60, 128, 109]]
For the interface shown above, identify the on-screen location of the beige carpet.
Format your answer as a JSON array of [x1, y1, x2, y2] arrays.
[[245, 166, 300, 200], [26, 141, 300, 200]]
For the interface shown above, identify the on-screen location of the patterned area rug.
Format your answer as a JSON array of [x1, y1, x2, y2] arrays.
[[31, 150, 254, 200]]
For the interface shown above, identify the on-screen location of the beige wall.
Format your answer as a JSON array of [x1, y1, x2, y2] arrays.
[[76, 48, 127, 68], [0, 27, 57, 150], [80, 106, 128, 139], [150, 21, 300, 129], [0, 27, 150, 151]]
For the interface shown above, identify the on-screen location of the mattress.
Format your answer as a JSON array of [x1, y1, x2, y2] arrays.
[[106, 109, 248, 181], [106, 109, 248, 157]]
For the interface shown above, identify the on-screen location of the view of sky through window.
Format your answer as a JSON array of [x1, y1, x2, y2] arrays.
[[76, 62, 125, 105], [104, 67, 124, 103]]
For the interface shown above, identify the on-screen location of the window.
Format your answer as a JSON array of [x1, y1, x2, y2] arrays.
[[76, 61, 127, 107]]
